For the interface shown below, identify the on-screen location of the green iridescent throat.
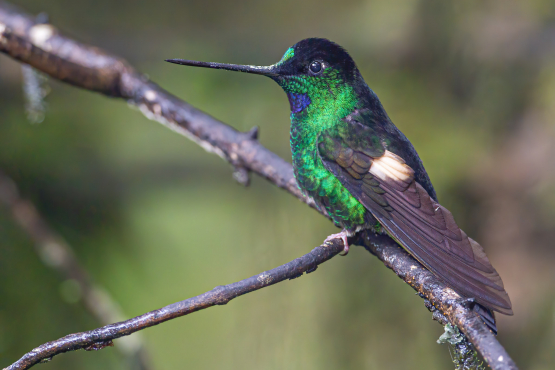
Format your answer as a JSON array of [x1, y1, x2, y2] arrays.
[[277, 68, 368, 229]]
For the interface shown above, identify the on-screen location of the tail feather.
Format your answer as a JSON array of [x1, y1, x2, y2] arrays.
[[474, 304, 497, 335]]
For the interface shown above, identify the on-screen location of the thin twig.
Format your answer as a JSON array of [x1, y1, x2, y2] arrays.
[[0, 2, 517, 369], [2, 238, 345, 370], [0, 170, 151, 370]]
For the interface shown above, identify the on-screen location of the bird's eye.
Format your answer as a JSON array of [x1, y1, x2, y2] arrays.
[[309, 61, 322, 74]]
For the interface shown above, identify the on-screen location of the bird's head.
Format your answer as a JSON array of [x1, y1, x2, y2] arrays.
[[166, 38, 364, 115]]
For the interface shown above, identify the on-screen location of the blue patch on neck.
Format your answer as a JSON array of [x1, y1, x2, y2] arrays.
[[287, 93, 311, 113]]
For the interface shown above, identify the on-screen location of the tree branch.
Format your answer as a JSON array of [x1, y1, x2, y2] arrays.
[[0, 170, 151, 370], [3, 238, 345, 370], [0, 2, 517, 369]]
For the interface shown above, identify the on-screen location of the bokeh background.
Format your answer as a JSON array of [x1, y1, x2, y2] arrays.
[[1, 0, 554, 369]]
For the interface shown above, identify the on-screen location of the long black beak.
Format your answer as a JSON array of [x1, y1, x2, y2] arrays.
[[165, 59, 279, 77]]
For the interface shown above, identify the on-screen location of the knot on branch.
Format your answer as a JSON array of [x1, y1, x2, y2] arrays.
[[84, 340, 114, 351], [212, 285, 231, 305], [245, 126, 259, 140], [230, 126, 259, 186], [306, 265, 318, 274], [232, 166, 250, 186], [256, 273, 274, 286], [424, 299, 450, 325]]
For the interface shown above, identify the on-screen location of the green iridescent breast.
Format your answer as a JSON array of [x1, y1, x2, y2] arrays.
[[284, 72, 369, 230]]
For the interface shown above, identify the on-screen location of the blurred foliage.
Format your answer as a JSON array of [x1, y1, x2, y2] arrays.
[[1, 0, 555, 369]]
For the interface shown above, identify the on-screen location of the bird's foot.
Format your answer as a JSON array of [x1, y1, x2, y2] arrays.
[[455, 297, 476, 309], [324, 230, 350, 256]]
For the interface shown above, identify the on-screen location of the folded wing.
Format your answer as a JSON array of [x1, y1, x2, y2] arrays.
[[318, 133, 513, 315]]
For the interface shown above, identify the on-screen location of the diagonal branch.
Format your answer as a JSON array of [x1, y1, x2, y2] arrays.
[[2, 238, 345, 370], [0, 170, 151, 370], [0, 2, 517, 369]]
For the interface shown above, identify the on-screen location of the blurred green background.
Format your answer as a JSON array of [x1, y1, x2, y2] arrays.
[[1, 0, 554, 369]]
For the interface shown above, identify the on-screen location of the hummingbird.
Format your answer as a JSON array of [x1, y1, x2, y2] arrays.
[[166, 38, 513, 332]]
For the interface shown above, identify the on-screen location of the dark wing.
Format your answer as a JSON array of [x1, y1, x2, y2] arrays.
[[318, 129, 513, 315]]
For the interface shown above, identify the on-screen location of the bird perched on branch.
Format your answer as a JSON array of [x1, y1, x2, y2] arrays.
[[166, 38, 513, 332]]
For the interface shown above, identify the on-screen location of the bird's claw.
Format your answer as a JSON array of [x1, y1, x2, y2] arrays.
[[455, 297, 476, 309], [324, 230, 350, 256]]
